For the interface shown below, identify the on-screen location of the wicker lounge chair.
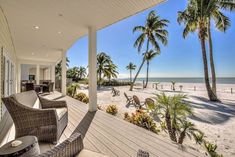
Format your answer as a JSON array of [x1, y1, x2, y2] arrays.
[[133, 95, 144, 109], [2, 90, 68, 144], [144, 98, 155, 109], [111, 87, 120, 96], [124, 92, 133, 104]]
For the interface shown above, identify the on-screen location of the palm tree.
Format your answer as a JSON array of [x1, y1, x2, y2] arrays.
[[130, 10, 169, 91], [155, 93, 176, 142], [126, 62, 136, 82], [97, 52, 112, 85], [178, 120, 201, 144], [144, 50, 159, 88], [77, 66, 87, 79], [67, 67, 78, 79], [206, 0, 235, 95], [177, 0, 218, 101], [104, 63, 118, 82], [97, 52, 118, 85], [56, 57, 70, 78], [154, 93, 192, 143]]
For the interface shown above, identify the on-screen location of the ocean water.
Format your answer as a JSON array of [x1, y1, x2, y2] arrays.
[[118, 77, 235, 84]]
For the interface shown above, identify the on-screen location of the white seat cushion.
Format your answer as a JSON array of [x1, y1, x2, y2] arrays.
[[77, 149, 109, 157], [55, 108, 67, 120], [13, 90, 39, 108]]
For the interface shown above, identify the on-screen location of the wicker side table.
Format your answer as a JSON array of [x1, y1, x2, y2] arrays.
[[0, 136, 40, 157]]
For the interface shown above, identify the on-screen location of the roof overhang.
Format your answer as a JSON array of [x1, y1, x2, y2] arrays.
[[0, 0, 164, 63]]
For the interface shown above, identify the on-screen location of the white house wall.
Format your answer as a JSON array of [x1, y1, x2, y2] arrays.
[[0, 7, 17, 145]]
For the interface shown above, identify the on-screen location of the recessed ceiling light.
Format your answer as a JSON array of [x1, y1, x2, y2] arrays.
[[34, 26, 39, 29]]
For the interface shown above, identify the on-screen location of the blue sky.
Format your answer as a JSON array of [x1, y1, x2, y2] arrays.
[[67, 0, 235, 78]]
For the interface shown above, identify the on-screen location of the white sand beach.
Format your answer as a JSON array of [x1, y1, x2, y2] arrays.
[[78, 82, 235, 156]]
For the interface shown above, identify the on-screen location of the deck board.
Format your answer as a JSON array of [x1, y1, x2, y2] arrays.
[[40, 92, 204, 157]]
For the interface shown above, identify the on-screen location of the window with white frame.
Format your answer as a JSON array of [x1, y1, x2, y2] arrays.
[[0, 47, 15, 121]]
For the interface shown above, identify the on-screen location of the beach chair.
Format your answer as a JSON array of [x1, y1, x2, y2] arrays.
[[133, 95, 144, 109], [111, 87, 120, 96], [144, 98, 155, 110], [124, 92, 133, 104]]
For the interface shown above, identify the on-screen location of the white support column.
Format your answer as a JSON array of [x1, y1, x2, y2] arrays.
[[36, 64, 40, 84], [51, 64, 55, 91], [88, 26, 97, 112], [17, 63, 21, 93], [61, 51, 67, 96]]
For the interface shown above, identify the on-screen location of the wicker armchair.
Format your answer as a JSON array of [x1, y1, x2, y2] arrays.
[[37, 133, 109, 157], [2, 92, 68, 144], [36, 133, 84, 157]]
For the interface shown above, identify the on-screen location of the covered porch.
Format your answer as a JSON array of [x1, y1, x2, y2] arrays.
[[0, 0, 169, 112], [0, 0, 204, 156]]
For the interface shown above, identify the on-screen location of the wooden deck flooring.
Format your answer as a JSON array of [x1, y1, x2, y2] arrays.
[[40, 92, 204, 157]]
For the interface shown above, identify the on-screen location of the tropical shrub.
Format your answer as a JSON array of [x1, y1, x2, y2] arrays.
[[204, 141, 223, 157], [67, 86, 75, 97], [82, 96, 89, 104], [160, 121, 167, 132], [75, 92, 87, 101], [67, 83, 79, 97], [102, 80, 131, 86], [106, 105, 118, 115], [194, 132, 205, 145], [124, 110, 159, 134], [177, 119, 201, 144], [74, 92, 89, 104]]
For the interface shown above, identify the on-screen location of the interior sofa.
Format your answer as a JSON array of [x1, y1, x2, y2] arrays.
[[2, 90, 68, 144]]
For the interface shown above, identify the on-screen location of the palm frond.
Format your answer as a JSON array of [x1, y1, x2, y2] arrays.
[[219, 0, 235, 11], [134, 33, 146, 53], [212, 10, 231, 31]]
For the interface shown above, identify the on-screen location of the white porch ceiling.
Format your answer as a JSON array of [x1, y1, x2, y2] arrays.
[[0, 0, 164, 62]]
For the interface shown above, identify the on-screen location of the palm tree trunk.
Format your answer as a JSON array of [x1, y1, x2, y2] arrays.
[[199, 32, 218, 101], [208, 21, 217, 96], [172, 112, 177, 141], [130, 70, 132, 82], [98, 72, 102, 86], [129, 59, 146, 91], [178, 131, 186, 144], [144, 61, 149, 88], [165, 110, 177, 142], [129, 39, 149, 91]]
